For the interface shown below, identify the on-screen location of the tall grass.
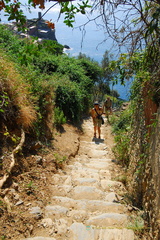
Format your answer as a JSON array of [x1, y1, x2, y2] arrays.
[[0, 52, 36, 129]]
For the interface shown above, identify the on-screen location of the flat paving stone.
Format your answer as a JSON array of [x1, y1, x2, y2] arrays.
[[68, 209, 87, 221], [45, 205, 69, 216], [29, 207, 42, 215], [73, 177, 99, 186], [51, 197, 125, 214], [86, 213, 128, 227], [105, 192, 120, 202], [100, 180, 125, 191], [84, 162, 110, 170], [52, 196, 87, 210], [71, 169, 100, 180], [84, 200, 126, 213], [72, 186, 104, 200], [87, 149, 107, 158], [69, 222, 135, 240]]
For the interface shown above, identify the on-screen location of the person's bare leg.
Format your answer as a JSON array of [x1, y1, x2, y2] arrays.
[[94, 126, 97, 137], [98, 127, 101, 138]]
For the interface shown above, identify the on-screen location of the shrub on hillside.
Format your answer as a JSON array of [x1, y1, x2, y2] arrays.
[[33, 54, 59, 74], [111, 108, 132, 166], [54, 107, 66, 127], [0, 24, 105, 133], [41, 40, 63, 55], [77, 57, 102, 82], [55, 82, 82, 122]]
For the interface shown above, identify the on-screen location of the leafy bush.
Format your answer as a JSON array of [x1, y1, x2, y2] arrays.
[[33, 54, 59, 74], [41, 40, 63, 55], [55, 78, 83, 122], [54, 107, 66, 126], [0, 24, 108, 139], [77, 57, 102, 82], [112, 131, 130, 166], [111, 108, 132, 166], [112, 108, 132, 132]]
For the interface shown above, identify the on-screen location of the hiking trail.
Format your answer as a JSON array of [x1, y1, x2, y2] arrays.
[[24, 117, 135, 240]]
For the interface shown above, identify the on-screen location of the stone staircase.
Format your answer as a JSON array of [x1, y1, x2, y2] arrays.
[[24, 118, 135, 240]]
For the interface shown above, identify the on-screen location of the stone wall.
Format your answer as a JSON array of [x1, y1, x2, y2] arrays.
[[144, 106, 160, 239], [128, 103, 160, 239]]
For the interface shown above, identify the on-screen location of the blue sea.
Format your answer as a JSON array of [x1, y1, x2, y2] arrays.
[[0, 1, 131, 100]]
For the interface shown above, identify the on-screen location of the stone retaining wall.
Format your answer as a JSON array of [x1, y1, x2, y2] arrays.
[[128, 105, 160, 239]]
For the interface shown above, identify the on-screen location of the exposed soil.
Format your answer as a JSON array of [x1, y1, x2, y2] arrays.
[[0, 123, 80, 240]]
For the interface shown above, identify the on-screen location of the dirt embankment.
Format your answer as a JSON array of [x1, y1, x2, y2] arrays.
[[0, 123, 80, 240]]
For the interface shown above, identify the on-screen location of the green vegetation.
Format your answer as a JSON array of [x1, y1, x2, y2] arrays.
[[54, 107, 66, 127], [111, 108, 132, 167], [0, 24, 115, 141], [53, 153, 67, 168], [25, 181, 36, 195], [0, 50, 36, 130], [127, 215, 145, 233], [1, 236, 7, 240]]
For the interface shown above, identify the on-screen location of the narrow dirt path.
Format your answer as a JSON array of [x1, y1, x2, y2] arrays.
[[24, 117, 135, 240]]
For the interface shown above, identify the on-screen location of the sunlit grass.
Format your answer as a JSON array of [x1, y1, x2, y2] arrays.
[[0, 52, 36, 129]]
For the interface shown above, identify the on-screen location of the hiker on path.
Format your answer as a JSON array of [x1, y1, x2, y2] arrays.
[[91, 102, 103, 139], [103, 97, 112, 122]]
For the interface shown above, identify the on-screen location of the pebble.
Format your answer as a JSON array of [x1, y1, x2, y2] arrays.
[[15, 200, 24, 206]]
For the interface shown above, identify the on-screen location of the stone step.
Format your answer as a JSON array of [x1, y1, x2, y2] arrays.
[[71, 186, 105, 200], [100, 180, 126, 192], [78, 145, 96, 153], [85, 158, 111, 162], [69, 222, 135, 240], [105, 192, 121, 202], [74, 157, 111, 166], [84, 200, 126, 214], [52, 196, 87, 210], [51, 170, 115, 186], [51, 197, 126, 214], [45, 205, 69, 217], [73, 177, 99, 187], [70, 168, 100, 180], [44, 205, 87, 223], [86, 213, 129, 228], [51, 185, 105, 200], [84, 162, 110, 170], [86, 149, 108, 158]]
